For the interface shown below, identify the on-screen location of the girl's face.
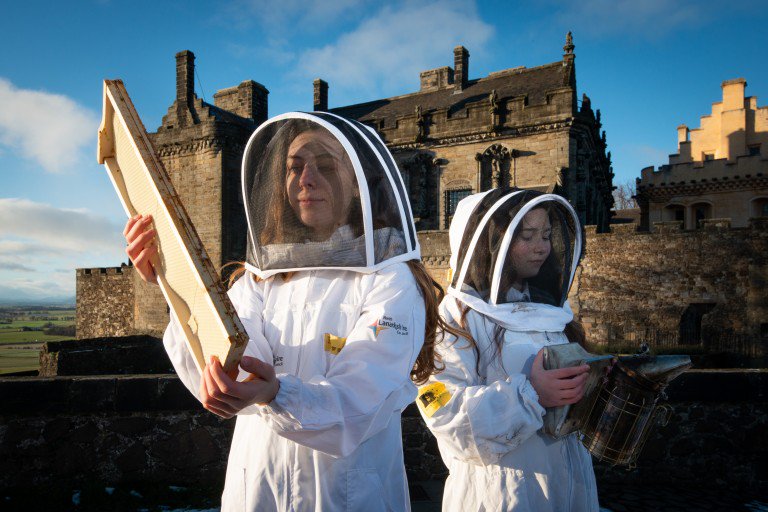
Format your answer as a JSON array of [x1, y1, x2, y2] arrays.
[[285, 130, 356, 240], [509, 208, 552, 287]]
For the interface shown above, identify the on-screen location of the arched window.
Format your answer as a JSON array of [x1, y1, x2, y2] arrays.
[[475, 145, 511, 191]]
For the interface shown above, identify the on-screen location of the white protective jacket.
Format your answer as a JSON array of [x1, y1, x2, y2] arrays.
[[420, 298, 599, 511], [418, 189, 599, 511], [164, 262, 424, 511]]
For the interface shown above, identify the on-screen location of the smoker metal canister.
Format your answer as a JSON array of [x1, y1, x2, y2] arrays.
[[579, 359, 670, 466]]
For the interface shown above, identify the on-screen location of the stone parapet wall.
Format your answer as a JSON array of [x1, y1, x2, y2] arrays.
[[0, 375, 232, 493], [1, 371, 764, 495], [39, 337, 172, 377]]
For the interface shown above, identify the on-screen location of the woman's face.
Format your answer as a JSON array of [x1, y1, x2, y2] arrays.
[[285, 130, 356, 240], [509, 208, 552, 286]]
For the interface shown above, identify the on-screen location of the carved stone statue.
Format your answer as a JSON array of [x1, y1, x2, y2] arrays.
[[415, 105, 427, 142], [489, 89, 500, 132], [476, 144, 511, 190], [563, 31, 574, 54]]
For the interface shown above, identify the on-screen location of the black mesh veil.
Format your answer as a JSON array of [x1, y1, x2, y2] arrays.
[[242, 112, 419, 277], [450, 189, 583, 309]]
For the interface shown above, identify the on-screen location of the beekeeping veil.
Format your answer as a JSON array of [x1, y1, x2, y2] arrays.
[[446, 188, 583, 331], [242, 112, 419, 278]]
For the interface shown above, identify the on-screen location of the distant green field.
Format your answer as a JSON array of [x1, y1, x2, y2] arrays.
[[0, 345, 42, 374], [0, 311, 75, 374], [0, 319, 74, 329], [0, 330, 73, 345]]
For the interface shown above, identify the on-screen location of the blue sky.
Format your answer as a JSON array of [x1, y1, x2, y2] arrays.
[[0, 0, 765, 302]]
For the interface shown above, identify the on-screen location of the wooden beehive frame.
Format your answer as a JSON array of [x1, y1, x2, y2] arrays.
[[97, 79, 247, 375]]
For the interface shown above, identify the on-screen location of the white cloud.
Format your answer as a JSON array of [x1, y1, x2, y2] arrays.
[[0, 240, 51, 256], [0, 199, 126, 302], [0, 78, 99, 173], [0, 260, 34, 272], [0, 278, 73, 303], [292, 0, 494, 99], [0, 198, 124, 253]]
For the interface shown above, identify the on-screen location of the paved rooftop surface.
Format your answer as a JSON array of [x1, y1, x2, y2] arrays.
[[3, 481, 767, 510], [409, 480, 768, 512]]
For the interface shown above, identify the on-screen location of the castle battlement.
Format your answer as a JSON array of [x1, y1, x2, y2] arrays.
[[77, 265, 131, 277], [640, 153, 766, 186]]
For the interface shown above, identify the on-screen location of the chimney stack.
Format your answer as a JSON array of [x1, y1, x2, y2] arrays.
[[176, 50, 195, 108], [314, 79, 328, 111], [454, 46, 469, 91]]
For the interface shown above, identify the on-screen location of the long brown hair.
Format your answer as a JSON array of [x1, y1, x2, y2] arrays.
[[222, 259, 463, 385]]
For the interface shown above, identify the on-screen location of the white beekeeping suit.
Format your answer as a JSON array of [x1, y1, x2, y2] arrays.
[[163, 112, 424, 511], [418, 188, 599, 511]]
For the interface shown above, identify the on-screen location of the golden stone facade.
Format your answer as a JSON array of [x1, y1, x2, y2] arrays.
[[637, 78, 768, 230]]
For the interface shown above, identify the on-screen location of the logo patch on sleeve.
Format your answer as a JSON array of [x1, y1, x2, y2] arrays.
[[369, 315, 409, 337], [417, 382, 452, 418], [324, 333, 347, 355]]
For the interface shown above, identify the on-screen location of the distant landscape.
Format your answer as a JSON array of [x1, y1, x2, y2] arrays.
[[0, 305, 76, 375]]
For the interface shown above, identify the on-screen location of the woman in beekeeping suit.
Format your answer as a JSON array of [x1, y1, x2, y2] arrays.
[[124, 112, 459, 511], [417, 188, 599, 511]]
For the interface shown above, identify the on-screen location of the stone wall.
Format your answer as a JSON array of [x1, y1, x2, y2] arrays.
[[0, 374, 232, 495], [571, 219, 768, 346], [76, 266, 169, 339], [76, 266, 134, 339], [77, 219, 768, 350], [1, 371, 764, 500], [394, 130, 573, 229]]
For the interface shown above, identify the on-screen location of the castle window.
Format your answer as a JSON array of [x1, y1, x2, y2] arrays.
[[445, 189, 472, 228], [664, 204, 685, 223], [703, 152, 715, 161], [748, 144, 761, 157], [751, 198, 768, 218], [691, 202, 712, 228]]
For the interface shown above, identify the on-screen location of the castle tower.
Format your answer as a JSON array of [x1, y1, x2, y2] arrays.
[[77, 51, 268, 338]]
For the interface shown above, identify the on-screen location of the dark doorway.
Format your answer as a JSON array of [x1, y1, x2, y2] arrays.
[[679, 303, 716, 344]]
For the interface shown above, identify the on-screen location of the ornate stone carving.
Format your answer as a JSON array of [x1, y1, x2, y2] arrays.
[[489, 89, 501, 133], [415, 105, 429, 142], [563, 31, 574, 54], [476, 144, 512, 190]]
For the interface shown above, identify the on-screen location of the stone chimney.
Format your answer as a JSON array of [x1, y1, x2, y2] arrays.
[[420, 67, 453, 91], [175, 50, 195, 126], [677, 124, 689, 144], [454, 46, 469, 91], [722, 78, 746, 110], [314, 79, 328, 111]]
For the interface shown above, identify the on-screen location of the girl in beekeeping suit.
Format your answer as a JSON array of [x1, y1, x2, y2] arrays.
[[417, 188, 599, 511], [124, 112, 461, 511]]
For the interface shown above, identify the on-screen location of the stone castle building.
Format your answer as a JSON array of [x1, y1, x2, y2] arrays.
[[636, 78, 768, 230], [327, 33, 614, 231], [78, 35, 615, 337]]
